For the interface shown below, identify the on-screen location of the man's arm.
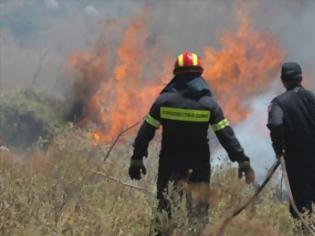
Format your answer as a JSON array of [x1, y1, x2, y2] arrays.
[[129, 99, 161, 180], [132, 97, 161, 159], [209, 99, 254, 183], [267, 99, 285, 157], [210, 100, 249, 163], [133, 118, 159, 159]]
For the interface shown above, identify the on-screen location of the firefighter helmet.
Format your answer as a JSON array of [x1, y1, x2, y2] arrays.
[[281, 62, 302, 82], [173, 51, 203, 75]]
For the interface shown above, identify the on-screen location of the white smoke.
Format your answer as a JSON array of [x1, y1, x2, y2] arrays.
[[85, 5, 99, 16], [234, 82, 283, 179], [44, 0, 59, 9], [210, 81, 283, 180]]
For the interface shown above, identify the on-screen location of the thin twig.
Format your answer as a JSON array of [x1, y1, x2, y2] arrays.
[[31, 49, 49, 89], [93, 171, 154, 195], [103, 117, 144, 162], [0, 203, 10, 216]]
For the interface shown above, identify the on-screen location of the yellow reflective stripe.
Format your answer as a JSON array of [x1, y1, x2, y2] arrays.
[[212, 118, 229, 131], [178, 54, 184, 67], [145, 114, 160, 128], [192, 53, 198, 66], [160, 107, 210, 122]]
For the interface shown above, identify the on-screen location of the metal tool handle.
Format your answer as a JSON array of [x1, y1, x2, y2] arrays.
[[215, 160, 280, 236]]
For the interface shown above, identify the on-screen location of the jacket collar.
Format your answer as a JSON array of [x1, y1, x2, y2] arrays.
[[286, 83, 302, 91], [160, 75, 212, 99]]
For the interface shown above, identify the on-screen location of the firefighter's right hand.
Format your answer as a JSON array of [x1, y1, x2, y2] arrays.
[[128, 159, 146, 180], [238, 161, 255, 184]]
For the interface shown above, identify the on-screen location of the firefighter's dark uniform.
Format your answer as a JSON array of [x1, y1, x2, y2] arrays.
[[268, 84, 315, 217], [132, 75, 250, 214]]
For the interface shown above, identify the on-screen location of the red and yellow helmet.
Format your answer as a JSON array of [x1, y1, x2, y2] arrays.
[[173, 51, 203, 75]]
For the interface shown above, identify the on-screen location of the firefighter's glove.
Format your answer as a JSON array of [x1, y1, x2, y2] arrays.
[[238, 161, 255, 184], [128, 159, 146, 180]]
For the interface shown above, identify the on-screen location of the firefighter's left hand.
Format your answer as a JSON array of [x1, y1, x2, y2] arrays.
[[128, 159, 146, 180], [238, 161, 255, 184]]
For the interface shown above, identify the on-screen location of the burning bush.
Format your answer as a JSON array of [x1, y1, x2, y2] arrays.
[[66, 7, 284, 143], [66, 48, 108, 124]]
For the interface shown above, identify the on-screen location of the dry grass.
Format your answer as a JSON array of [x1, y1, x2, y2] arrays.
[[0, 128, 311, 235]]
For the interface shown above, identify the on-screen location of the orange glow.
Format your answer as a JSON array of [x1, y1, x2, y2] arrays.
[[67, 8, 285, 143], [203, 19, 285, 123], [92, 133, 101, 142], [70, 10, 170, 142]]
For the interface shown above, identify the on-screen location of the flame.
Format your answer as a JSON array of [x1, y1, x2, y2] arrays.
[[69, 10, 170, 142], [203, 19, 285, 123], [67, 48, 108, 123], [67, 8, 285, 143], [92, 132, 101, 142], [87, 131, 104, 147]]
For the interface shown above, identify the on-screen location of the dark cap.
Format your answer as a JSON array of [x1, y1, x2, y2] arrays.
[[281, 62, 302, 81]]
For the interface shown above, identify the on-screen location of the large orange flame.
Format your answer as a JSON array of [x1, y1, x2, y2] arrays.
[[203, 19, 285, 123], [67, 8, 285, 143]]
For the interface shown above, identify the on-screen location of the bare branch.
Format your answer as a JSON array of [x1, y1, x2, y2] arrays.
[[93, 170, 154, 195], [31, 49, 50, 89], [103, 117, 144, 162]]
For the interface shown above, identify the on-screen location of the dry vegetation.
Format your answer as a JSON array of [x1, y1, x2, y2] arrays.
[[0, 128, 312, 236]]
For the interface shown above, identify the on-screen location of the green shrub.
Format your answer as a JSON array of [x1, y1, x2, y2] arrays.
[[0, 90, 66, 149]]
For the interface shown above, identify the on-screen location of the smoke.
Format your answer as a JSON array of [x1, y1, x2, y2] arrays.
[[233, 83, 282, 179], [44, 0, 59, 9], [1, 0, 315, 175], [0, 0, 141, 93], [85, 5, 99, 16]]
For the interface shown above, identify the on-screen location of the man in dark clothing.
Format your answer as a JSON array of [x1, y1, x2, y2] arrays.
[[267, 62, 315, 217], [128, 52, 255, 224]]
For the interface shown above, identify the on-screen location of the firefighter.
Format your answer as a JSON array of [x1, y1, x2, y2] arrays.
[[267, 62, 315, 218], [128, 52, 255, 227]]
